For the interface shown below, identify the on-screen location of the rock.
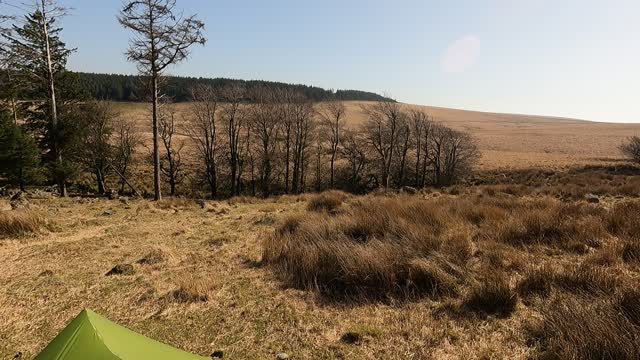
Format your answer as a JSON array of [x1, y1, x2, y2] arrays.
[[105, 264, 135, 276], [211, 350, 224, 358], [275, 353, 289, 360], [585, 194, 600, 204], [10, 191, 29, 209], [401, 186, 418, 194], [103, 209, 114, 216], [195, 199, 207, 209], [107, 190, 119, 200]]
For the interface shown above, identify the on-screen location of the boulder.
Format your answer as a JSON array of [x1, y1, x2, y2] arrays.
[[10, 192, 29, 209]]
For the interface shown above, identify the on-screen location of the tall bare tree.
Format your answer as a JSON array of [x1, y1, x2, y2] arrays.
[[186, 85, 219, 198], [290, 97, 315, 193], [318, 101, 346, 188], [119, 0, 205, 200], [220, 84, 246, 196], [249, 87, 280, 197]]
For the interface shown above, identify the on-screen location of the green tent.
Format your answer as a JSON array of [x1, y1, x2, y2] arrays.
[[35, 309, 208, 360]]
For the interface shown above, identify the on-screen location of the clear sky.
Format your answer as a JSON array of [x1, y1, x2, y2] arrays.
[[5, 0, 640, 123]]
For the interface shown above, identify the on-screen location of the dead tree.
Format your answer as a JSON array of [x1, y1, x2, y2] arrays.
[[290, 98, 315, 193], [119, 0, 205, 200], [318, 101, 346, 188], [186, 85, 220, 198]]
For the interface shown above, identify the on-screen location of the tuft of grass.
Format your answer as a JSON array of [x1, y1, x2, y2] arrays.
[[553, 265, 620, 295], [463, 270, 518, 317], [137, 248, 166, 265], [616, 286, 640, 327], [531, 295, 640, 360], [622, 237, 640, 264], [340, 325, 382, 344], [0, 209, 47, 238], [517, 265, 554, 299], [306, 190, 348, 213], [164, 277, 210, 303]]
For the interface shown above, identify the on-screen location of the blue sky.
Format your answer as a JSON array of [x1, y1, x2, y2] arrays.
[[5, 0, 640, 122]]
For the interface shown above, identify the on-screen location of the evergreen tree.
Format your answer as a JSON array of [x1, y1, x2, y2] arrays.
[[0, 107, 42, 191], [2, 3, 86, 195]]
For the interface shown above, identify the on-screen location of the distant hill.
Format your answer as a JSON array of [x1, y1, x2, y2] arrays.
[[74, 72, 394, 103]]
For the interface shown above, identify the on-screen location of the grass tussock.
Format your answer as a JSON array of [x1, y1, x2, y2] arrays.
[[463, 270, 518, 316], [306, 190, 348, 213], [264, 193, 638, 303], [164, 277, 210, 303], [263, 196, 470, 301], [153, 198, 198, 210], [0, 209, 47, 238], [517, 265, 555, 298], [532, 295, 640, 360]]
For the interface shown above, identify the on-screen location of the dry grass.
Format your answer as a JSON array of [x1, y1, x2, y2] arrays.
[[1, 185, 639, 359], [0, 209, 47, 238], [306, 190, 348, 213], [532, 295, 640, 360], [463, 270, 518, 317]]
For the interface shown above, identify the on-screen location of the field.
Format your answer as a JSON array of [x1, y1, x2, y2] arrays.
[[114, 101, 640, 170], [1, 103, 640, 359]]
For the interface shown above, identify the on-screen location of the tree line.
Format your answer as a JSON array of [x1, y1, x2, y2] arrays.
[[0, 0, 480, 199], [74, 72, 395, 103]]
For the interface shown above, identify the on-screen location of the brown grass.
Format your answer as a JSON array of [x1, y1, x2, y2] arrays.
[[0, 209, 47, 238], [463, 270, 518, 316], [306, 190, 348, 213], [532, 295, 640, 359], [2, 181, 640, 359]]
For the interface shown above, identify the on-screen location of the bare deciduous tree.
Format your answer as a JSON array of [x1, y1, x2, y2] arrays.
[[340, 129, 367, 192], [158, 105, 185, 196], [362, 101, 404, 188], [221, 84, 247, 196], [119, 0, 205, 200], [249, 87, 280, 197], [428, 124, 480, 186], [318, 101, 346, 188], [186, 85, 219, 198], [80, 102, 116, 195], [409, 110, 433, 187], [113, 118, 141, 194], [620, 136, 640, 164]]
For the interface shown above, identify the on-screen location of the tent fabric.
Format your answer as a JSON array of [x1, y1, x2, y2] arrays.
[[35, 309, 208, 360]]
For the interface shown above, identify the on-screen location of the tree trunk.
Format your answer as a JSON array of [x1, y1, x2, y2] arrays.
[[96, 169, 106, 195], [41, 0, 65, 197], [151, 74, 162, 200]]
